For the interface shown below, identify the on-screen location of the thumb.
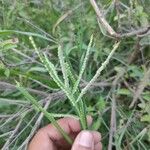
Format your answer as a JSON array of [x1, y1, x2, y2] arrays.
[[71, 130, 94, 150]]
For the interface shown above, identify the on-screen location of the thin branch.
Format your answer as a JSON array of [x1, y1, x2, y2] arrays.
[[128, 37, 141, 64], [108, 94, 116, 150], [18, 17, 57, 41], [2, 117, 23, 150], [0, 98, 29, 105], [7, 112, 38, 149], [0, 108, 32, 130], [0, 81, 48, 97], [114, 0, 121, 31], [90, 0, 150, 38], [108, 69, 125, 150], [52, 3, 84, 34], [77, 42, 120, 102], [0, 114, 16, 118], [0, 131, 13, 139], [0, 80, 112, 101], [129, 67, 150, 108], [19, 99, 52, 150], [90, 0, 118, 37], [0, 58, 36, 68], [12, 48, 41, 65], [121, 26, 150, 37]]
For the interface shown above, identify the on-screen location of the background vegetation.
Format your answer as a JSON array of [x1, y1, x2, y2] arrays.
[[0, 0, 150, 149]]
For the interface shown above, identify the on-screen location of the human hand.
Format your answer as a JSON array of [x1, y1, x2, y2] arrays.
[[28, 117, 102, 150]]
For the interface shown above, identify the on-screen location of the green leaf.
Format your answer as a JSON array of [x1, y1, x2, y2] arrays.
[[141, 115, 150, 122], [16, 81, 73, 144], [72, 34, 93, 94], [135, 6, 143, 15], [96, 96, 106, 112], [43, 53, 65, 89], [140, 35, 150, 46], [92, 118, 101, 130], [142, 92, 150, 101], [77, 42, 120, 103], [58, 45, 69, 88], [30, 36, 64, 89], [2, 43, 17, 50], [117, 89, 131, 96], [98, 20, 107, 36], [4, 68, 10, 78], [0, 38, 18, 50], [28, 67, 47, 73], [128, 65, 143, 78], [148, 128, 150, 142], [114, 14, 126, 21], [0, 30, 57, 43], [32, 37, 87, 130]]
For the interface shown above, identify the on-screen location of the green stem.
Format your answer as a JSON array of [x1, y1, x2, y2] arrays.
[[16, 82, 73, 144]]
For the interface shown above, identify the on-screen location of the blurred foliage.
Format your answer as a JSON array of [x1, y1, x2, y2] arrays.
[[0, 0, 150, 149]]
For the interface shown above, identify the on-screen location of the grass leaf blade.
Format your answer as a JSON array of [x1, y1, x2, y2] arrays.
[[72, 34, 93, 94], [16, 81, 73, 144], [58, 45, 69, 88], [76, 41, 121, 102]]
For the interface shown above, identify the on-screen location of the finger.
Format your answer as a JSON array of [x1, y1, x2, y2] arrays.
[[95, 142, 102, 150], [28, 117, 93, 150], [42, 116, 92, 141], [91, 131, 101, 144], [71, 130, 94, 150], [28, 130, 55, 150]]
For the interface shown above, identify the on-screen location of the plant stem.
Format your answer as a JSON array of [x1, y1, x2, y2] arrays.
[[16, 82, 73, 144], [76, 42, 120, 103]]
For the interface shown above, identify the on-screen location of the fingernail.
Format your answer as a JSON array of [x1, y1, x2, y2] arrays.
[[79, 131, 94, 148]]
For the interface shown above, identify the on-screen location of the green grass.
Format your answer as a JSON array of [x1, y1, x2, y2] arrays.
[[0, 0, 150, 149]]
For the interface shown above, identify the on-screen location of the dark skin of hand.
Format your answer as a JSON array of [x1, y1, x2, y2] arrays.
[[28, 117, 102, 150]]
